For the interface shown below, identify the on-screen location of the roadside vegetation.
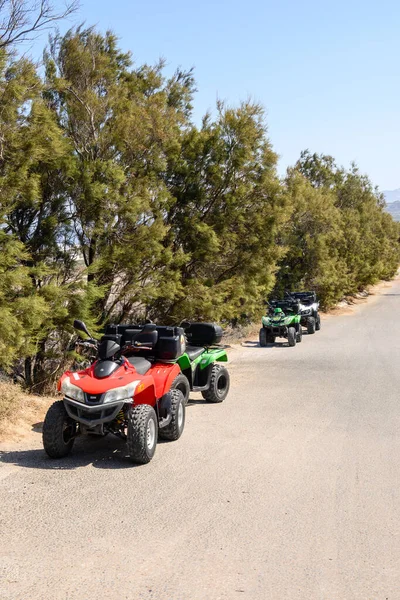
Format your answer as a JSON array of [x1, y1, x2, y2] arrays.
[[1, 0, 400, 393]]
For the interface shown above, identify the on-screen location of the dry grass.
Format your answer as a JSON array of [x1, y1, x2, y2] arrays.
[[0, 381, 55, 442], [0, 382, 23, 424]]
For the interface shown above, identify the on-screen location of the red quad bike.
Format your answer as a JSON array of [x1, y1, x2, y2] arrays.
[[42, 321, 186, 464]]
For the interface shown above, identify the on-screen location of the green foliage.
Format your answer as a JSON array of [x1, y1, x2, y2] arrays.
[[275, 171, 348, 306], [156, 101, 288, 322], [0, 231, 38, 367], [0, 46, 100, 387], [277, 152, 400, 306], [44, 28, 195, 322]]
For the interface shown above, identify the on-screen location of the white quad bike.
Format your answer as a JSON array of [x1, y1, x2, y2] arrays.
[[285, 291, 321, 334]]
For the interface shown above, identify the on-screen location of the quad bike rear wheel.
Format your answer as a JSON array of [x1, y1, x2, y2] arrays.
[[296, 325, 303, 343], [159, 389, 185, 441], [171, 373, 190, 405], [127, 405, 157, 464], [259, 328, 267, 347], [307, 317, 316, 334], [43, 401, 76, 458], [202, 364, 230, 403], [287, 327, 297, 347]]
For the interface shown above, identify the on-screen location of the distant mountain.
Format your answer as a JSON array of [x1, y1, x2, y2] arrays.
[[385, 200, 400, 222], [383, 189, 400, 204]]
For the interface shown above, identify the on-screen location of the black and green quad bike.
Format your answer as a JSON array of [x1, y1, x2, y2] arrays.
[[259, 299, 303, 347], [176, 322, 230, 404], [285, 290, 321, 334]]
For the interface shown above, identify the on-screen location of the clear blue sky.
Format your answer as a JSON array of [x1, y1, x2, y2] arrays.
[[34, 0, 400, 190]]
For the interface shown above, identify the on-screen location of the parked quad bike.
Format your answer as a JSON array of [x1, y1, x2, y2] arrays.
[[104, 322, 230, 405], [42, 321, 186, 465], [285, 291, 321, 334], [259, 300, 302, 347], [177, 321, 229, 404]]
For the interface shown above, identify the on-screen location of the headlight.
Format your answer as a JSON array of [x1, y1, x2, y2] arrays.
[[103, 381, 140, 404], [301, 309, 311, 315], [61, 377, 85, 403]]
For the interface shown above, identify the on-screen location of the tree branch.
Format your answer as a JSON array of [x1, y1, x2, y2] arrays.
[[0, 0, 79, 50]]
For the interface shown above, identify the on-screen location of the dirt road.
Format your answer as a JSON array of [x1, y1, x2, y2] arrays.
[[1, 280, 400, 599]]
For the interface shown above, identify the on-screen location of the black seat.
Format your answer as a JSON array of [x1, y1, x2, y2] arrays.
[[186, 345, 205, 360], [126, 356, 152, 375]]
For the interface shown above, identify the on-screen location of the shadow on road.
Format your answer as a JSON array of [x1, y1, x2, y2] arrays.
[[0, 397, 207, 471], [0, 436, 138, 471], [241, 340, 290, 349], [186, 399, 207, 406]]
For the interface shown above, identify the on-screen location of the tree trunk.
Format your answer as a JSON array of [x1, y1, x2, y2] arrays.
[[24, 357, 32, 388], [32, 339, 47, 391], [87, 237, 96, 283]]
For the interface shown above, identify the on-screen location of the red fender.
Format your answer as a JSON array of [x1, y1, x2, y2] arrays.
[[132, 375, 156, 406], [161, 363, 182, 396]]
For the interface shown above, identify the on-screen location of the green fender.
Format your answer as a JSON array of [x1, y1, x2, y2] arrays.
[[262, 314, 301, 327], [176, 353, 191, 371], [176, 348, 228, 372], [196, 348, 228, 370]]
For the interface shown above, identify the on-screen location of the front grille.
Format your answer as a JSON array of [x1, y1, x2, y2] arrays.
[[67, 405, 102, 420], [64, 399, 123, 425], [84, 410, 102, 420], [67, 404, 115, 422]]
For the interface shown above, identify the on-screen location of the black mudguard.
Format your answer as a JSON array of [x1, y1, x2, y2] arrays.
[[158, 392, 172, 428]]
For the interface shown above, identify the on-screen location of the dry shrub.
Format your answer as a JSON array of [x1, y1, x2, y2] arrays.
[[0, 382, 22, 424]]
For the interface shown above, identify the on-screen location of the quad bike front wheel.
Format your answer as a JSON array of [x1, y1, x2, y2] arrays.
[[260, 328, 275, 346], [202, 364, 230, 403], [287, 327, 297, 347], [159, 389, 185, 441], [171, 373, 190, 405], [42, 401, 76, 458], [307, 317, 316, 334], [315, 315, 321, 331], [296, 325, 303, 343], [127, 405, 157, 464]]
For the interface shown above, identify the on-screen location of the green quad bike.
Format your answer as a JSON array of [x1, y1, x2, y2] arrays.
[[259, 299, 303, 347], [176, 321, 230, 404], [104, 322, 230, 405]]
